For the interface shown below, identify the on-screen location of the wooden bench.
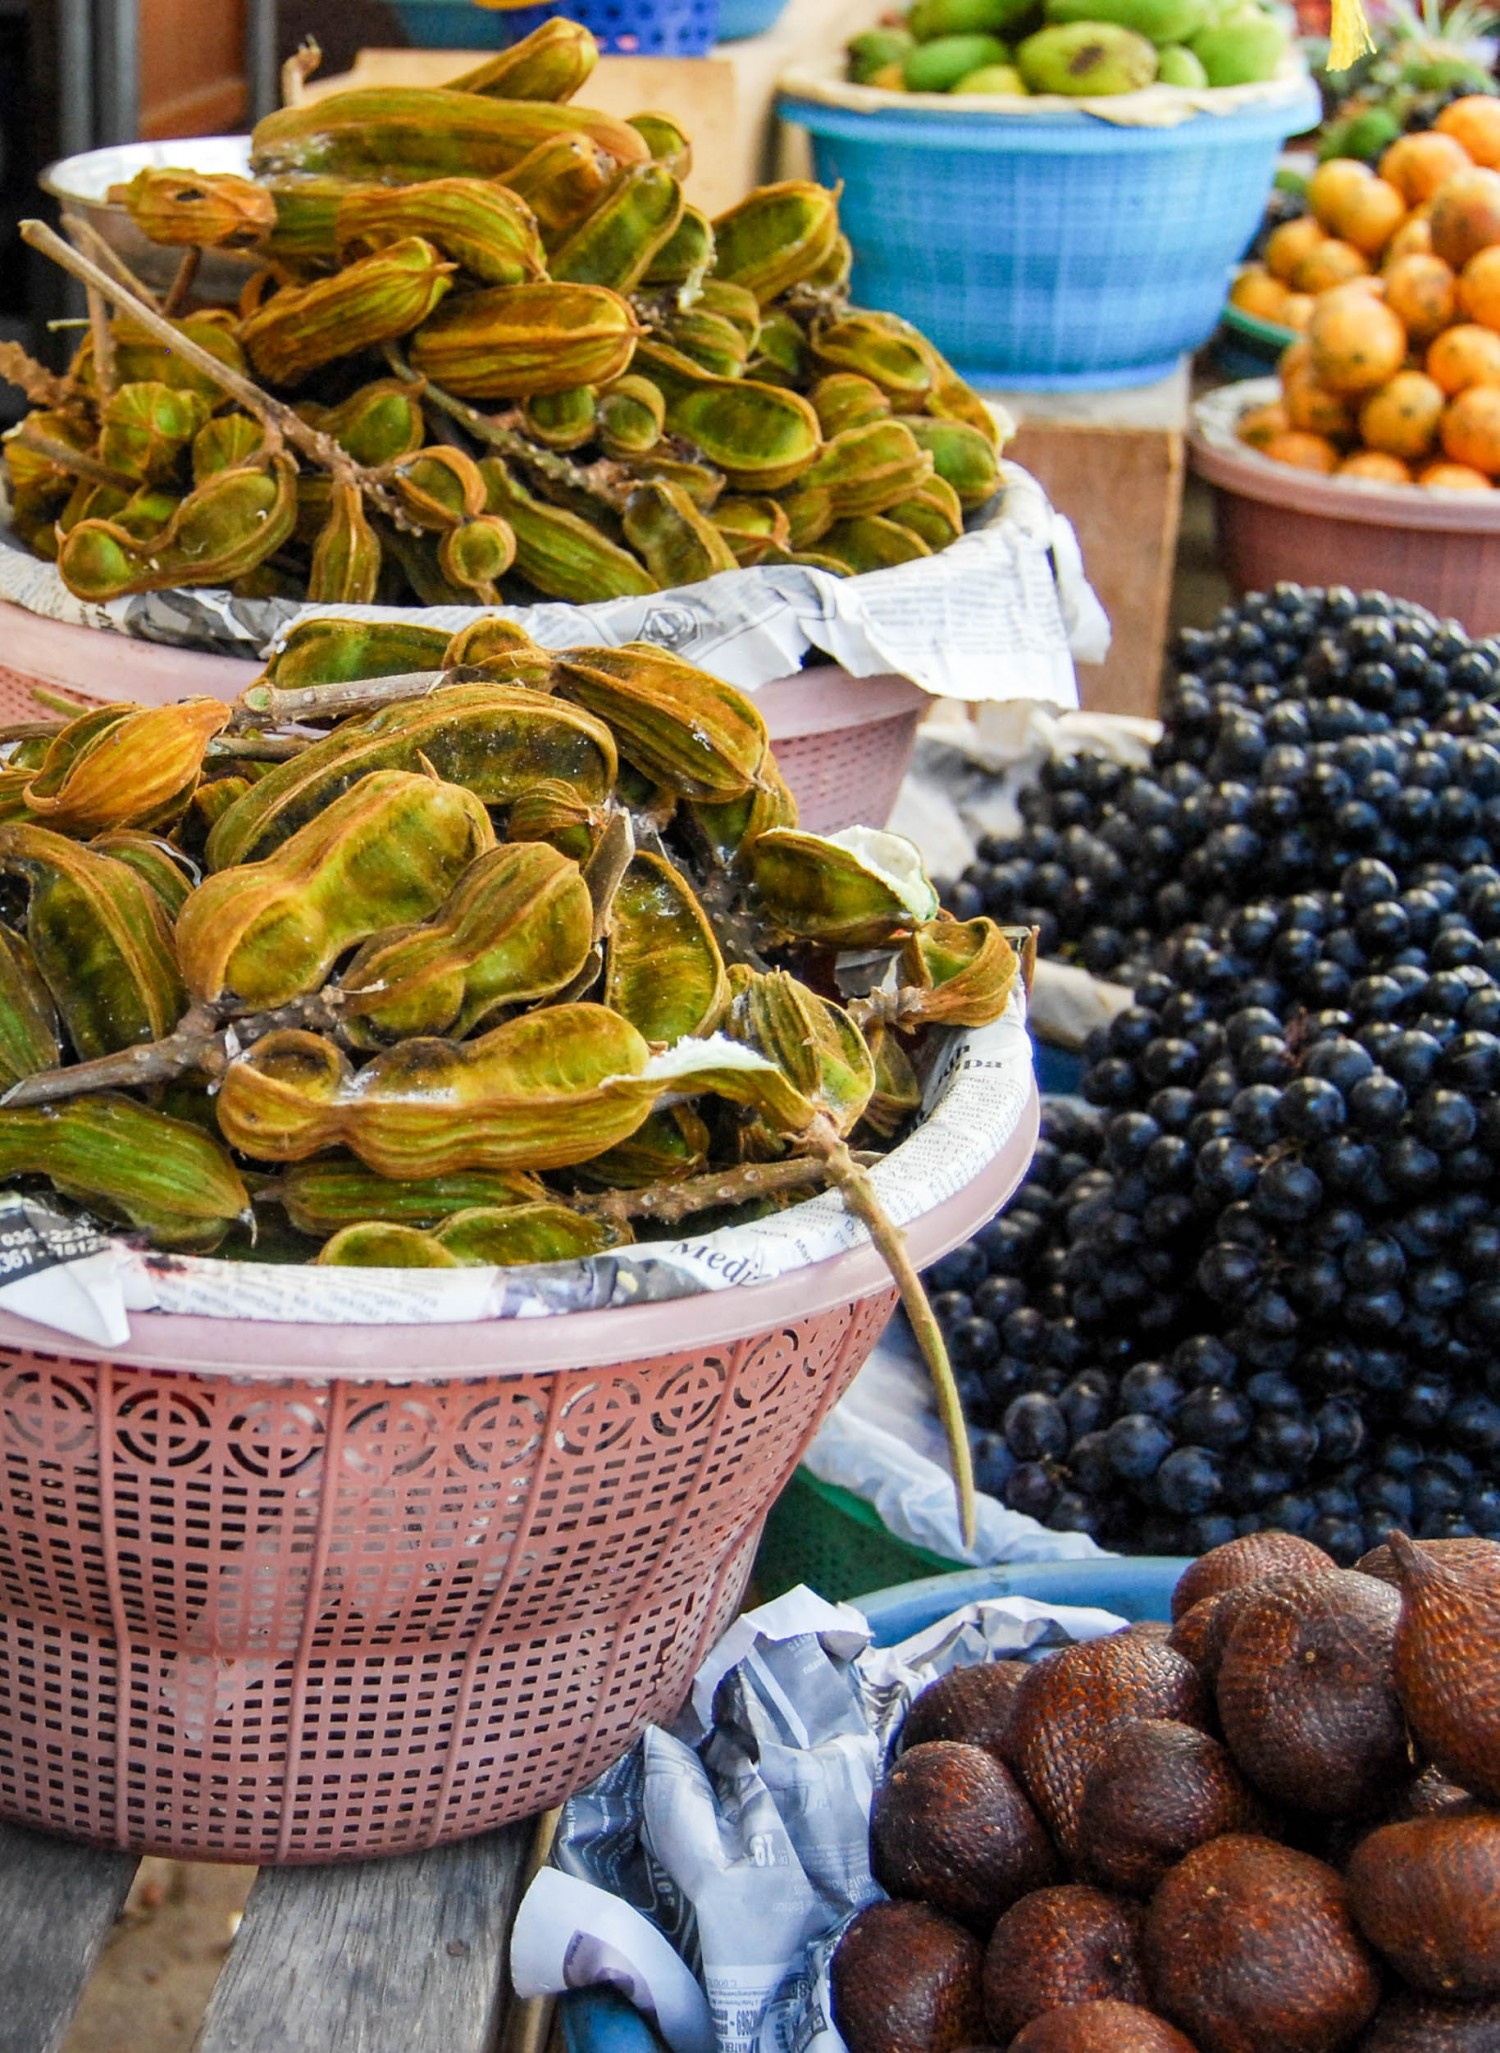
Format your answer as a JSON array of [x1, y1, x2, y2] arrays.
[[0, 1814, 533, 2053]]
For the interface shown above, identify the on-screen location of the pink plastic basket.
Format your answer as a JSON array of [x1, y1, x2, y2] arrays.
[[0, 605, 928, 834], [0, 1091, 1037, 1864], [1190, 389, 1500, 636]]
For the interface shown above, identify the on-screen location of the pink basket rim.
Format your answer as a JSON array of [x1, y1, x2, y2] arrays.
[[0, 601, 930, 726], [0, 1086, 1037, 1380], [1190, 383, 1500, 533]]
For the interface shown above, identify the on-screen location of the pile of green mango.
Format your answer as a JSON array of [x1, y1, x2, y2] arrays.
[[846, 0, 1292, 97]]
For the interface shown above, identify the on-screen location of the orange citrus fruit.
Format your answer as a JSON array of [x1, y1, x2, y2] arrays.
[[1430, 166, 1500, 268], [1441, 383, 1500, 471], [1384, 210, 1434, 262], [1339, 451, 1412, 482], [1292, 239, 1372, 293], [1283, 292, 1316, 331], [1436, 96, 1500, 170], [1418, 459, 1494, 489], [1238, 401, 1290, 450], [1426, 321, 1500, 393], [1307, 289, 1409, 394], [1262, 430, 1341, 471], [1230, 268, 1292, 323], [1381, 252, 1458, 343], [1358, 369, 1445, 459], [1459, 244, 1500, 328], [1337, 178, 1409, 259], [1381, 131, 1473, 206], [1265, 215, 1327, 284]]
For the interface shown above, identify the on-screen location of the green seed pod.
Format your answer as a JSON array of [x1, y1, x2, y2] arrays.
[[575, 1103, 710, 1188], [0, 922, 60, 1086], [604, 851, 728, 1044], [178, 768, 495, 1009], [439, 514, 517, 603], [480, 457, 656, 602], [23, 697, 230, 835], [260, 618, 452, 691], [207, 680, 617, 869], [897, 414, 1002, 510], [0, 825, 186, 1059], [192, 413, 266, 483], [885, 477, 964, 548], [340, 840, 593, 1045], [315, 1221, 462, 1268], [242, 238, 456, 387], [522, 385, 599, 452], [724, 965, 875, 1137], [596, 373, 665, 458], [550, 162, 685, 293], [57, 455, 300, 601], [684, 749, 798, 867], [627, 110, 692, 175], [748, 309, 808, 386], [308, 480, 383, 605], [621, 479, 739, 589], [298, 378, 428, 468], [501, 132, 618, 248], [861, 1023, 923, 1139], [0, 1095, 248, 1249], [269, 1157, 545, 1235], [449, 19, 600, 102], [98, 380, 211, 484], [438, 1202, 625, 1263], [409, 280, 641, 400], [710, 494, 792, 568], [804, 418, 934, 518], [811, 311, 935, 402], [811, 373, 892, 437], [443, 616, 556, 690], [661, 303, 750, 379], [215, 1004, 658, 1176], [119, 165, 277, 249], [553, 643, 767, 801], [636, 342, 822, 493], [819, 514, 932, 574], [776, 480, 835, 549], [89, 831, 197, 917], [335, 177, 547, 287], [641, 205, 714, 289], [750, 825, 940, 946], [250, 87, 649, 183], [711, 182, 842, 305], [899, 916, 1019, 1027], [262, 171, 353, 264]]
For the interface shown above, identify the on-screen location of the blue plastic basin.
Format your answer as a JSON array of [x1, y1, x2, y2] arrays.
[[776, 88, 1320, 390]]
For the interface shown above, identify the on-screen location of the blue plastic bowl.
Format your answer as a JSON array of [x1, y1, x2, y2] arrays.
[[559, 1556, 1191, 2053], [776, 87, 1320, 390], [388, 0, 720, 53]]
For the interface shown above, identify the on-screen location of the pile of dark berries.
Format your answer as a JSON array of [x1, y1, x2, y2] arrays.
[[927, 585, 1500, 1563]]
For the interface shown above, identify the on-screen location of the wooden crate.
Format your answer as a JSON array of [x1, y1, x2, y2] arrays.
[[993, 363, 1189, 721]]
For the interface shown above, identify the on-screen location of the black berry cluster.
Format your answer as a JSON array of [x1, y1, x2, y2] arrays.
[[928, 586, 1500, 1563]]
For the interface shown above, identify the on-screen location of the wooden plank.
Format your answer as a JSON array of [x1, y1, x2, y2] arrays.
[[194, 1823, 530, 2053], [0, 1821, 138, 2053]]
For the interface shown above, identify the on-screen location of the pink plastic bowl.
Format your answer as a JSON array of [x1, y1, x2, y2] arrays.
[[0, 603, 927, 835], [1190, 386, 1500, 635], [0, 1061, 1037, 1863]]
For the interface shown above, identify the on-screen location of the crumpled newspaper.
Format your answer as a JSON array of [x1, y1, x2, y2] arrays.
[[511, 1585, 1128, 2053], [0, 465, 1107, 706]]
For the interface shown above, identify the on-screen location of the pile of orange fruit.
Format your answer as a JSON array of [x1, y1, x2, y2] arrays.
[[1230, 96, 1500, 491]]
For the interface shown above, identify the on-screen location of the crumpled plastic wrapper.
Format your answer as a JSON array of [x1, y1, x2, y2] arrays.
[[512, 1584, 1128, 2053]]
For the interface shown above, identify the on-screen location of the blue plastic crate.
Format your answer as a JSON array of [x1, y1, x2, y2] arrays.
[[776, 87, 1320, 390], [389, 0, 719, 53], [716, 0, 789, 36]]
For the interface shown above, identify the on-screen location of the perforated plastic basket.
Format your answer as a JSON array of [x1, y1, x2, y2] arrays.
[[776, 84, 1320, 390], [0, 1090, 1039, 1864], [0, 604, 927, 835], [388, 0, 720, 54]]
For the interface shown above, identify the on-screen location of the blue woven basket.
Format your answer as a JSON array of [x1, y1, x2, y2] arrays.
[[777, 84, 1320, 391], [389, 0, 719, 53]]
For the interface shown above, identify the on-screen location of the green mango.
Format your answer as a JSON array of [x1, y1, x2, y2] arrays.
[[1318, 105, 1402, 164], [847, 26, 916, 79], [1189, 7, 1287, 85], [1155, 41, 1208, 82], [952, 61, 1028, 89], [1045, 0, 1204, 45], [903, 31, 1010, 88], [908, 0, 1031, 38], [1017, 20, 1158, 92]]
